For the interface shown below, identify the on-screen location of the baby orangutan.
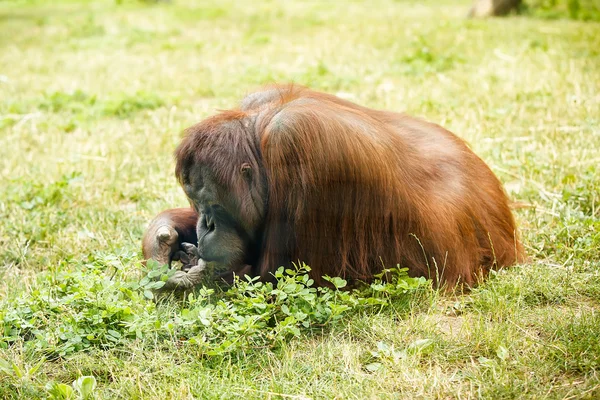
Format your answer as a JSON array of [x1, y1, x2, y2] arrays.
[[142, 208, 249, 291], [142, 208, 206, 292]]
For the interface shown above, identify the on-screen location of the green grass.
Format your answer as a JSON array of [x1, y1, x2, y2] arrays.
[[1, 0, 599, 398]]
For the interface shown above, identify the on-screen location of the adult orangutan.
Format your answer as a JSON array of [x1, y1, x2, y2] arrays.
[[142, 84, 523, 291]]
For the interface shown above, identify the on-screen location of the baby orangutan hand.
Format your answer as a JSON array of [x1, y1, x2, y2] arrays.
[[158, 242, 206, 292]]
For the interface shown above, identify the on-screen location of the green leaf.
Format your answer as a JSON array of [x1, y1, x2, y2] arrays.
[[107, 330, 121, 339], [73, 376, 97, 399], [149, 281, 165, 290], [28, 357, 45, 376], [47, 382, 75, 400], [143, 290, 154, 300], [148, 267, 165, 279], [377, 341, 391, 353], [323, 276, 347, 289], [408, 338, 434, 353], [365, 362, 383, 372], [496, 345, 509, 361], [331, 277, 347, 289], [145, 259, 160, 269], [12, 363, 23, 378]]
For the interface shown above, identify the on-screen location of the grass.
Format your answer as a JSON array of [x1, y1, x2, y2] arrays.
[[0, 0, 599, 398]]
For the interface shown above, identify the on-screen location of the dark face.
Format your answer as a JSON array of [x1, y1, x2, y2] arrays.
[[183, 165, 262, 268]]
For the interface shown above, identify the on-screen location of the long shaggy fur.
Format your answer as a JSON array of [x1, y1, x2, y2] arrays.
[[175, 84, 524, 287]]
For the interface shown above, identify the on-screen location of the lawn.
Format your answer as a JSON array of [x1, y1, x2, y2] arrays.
[[0, 0, 599, 398]]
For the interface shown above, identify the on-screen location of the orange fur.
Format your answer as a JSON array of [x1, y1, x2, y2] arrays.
[[174, 84, 524, 287]]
